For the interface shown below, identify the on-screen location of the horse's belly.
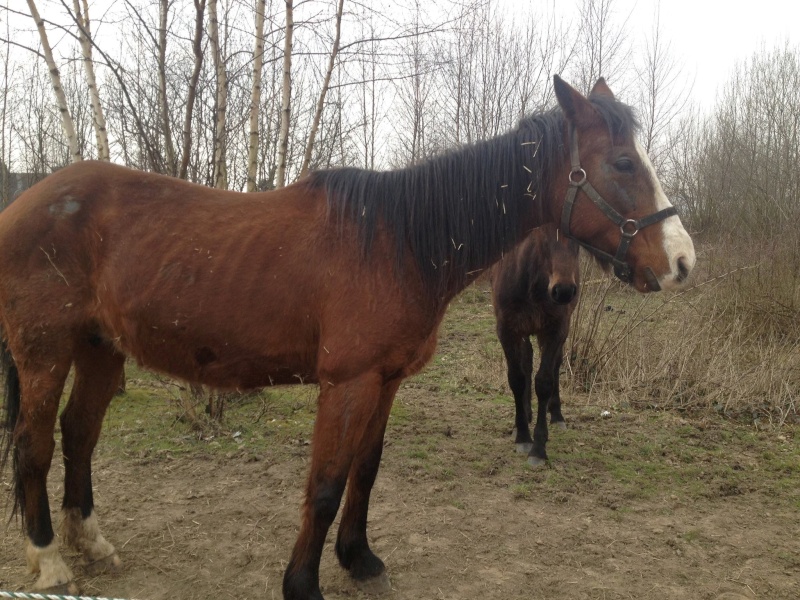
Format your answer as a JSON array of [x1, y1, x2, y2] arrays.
[[105, 300, 319, 390], [123, 330, 318, 390]]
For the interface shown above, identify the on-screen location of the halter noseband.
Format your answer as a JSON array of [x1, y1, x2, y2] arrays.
[[559, 124, 677, 290]]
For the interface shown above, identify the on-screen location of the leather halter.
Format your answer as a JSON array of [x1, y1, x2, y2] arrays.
[[559, 124, 677, 290]]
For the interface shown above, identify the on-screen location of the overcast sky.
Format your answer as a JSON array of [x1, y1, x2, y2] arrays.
[[576, 0, 799, 109]]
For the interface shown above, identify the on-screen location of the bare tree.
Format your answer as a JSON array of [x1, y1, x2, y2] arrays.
[[180, 0, 207, 180], [157, 0, 177, 174], [72, 0, 109, 160], [208, 0, 228, 189], [665, 45, 800, 234], [573, 0, 631, 94], [26, 0, 81, 163], [393, 1, 443, 164], [1, 16, 10, 205], [299, 0, 344, 176], [246, 0, 267, 191], [276, 0, 293, 188], [354, 17, 382, 169], [635, 1, 689, 169]]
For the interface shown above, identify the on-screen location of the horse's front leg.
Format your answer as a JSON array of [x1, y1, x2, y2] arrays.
[[283, 372, 385, 600], [547, 335, 568, 430], [335, 378, 401, 593], [497, 325, 534, 455], [530, 328, 565, 467]]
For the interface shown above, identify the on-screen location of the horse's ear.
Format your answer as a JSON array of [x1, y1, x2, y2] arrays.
[[589, 77, 615, 99], [553, 74, 595, 127]]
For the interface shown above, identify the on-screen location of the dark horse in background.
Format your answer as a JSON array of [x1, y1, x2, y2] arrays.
[[0, 77, 694, 599], [491, 224, 580, 468]]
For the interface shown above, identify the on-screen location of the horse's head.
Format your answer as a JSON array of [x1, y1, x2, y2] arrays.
[[533, 225, 579, 305], [552, 75, 695, 293]]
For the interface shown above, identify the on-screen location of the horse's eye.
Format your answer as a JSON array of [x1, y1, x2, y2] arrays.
[[614, 157, 635, 173]]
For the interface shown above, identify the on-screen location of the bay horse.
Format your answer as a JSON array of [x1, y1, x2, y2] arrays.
[[491, 224, 580, 468], [0, 77, 695, 599]]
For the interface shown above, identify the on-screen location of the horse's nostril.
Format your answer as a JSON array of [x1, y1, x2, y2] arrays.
[[551, 284, 577, 305], [677, 256, 690, 282]]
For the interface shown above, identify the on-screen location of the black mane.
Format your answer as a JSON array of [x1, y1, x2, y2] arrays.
[[308, 97, 638, 294]]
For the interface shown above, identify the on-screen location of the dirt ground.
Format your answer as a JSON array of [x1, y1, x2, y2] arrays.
[[1, 387, 798, 600], [1, 291, 799, 600]]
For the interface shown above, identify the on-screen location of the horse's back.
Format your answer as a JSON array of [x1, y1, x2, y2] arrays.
[[0, 163, 319, 380]]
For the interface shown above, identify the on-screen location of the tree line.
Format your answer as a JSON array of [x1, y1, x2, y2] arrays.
[[0, 0, 677, 190], [2, 0, 800, 245]]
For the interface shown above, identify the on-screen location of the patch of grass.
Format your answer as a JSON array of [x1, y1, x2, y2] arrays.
[[437, 468, 456, 481], [511, 483, 533, 500], [680, 529, 702, 543], [389, 400, 412, 425], [407, 448, 429, 460], [100, 369, 319, 461], [491, 395, 513, 406]]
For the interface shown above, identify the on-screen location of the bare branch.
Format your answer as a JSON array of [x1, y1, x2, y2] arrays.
[[300, 0, 344, 176]]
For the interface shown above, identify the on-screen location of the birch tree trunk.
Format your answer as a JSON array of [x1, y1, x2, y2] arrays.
[[158, 0, 177, 175], [1, 30, 9, 206], [73, 0, 109, 160], [276, 0, 293, 188], [246, 0, 267, 192], [179, 0, 206, 180], [27, 0, 81, 163], [208, 0, 228, 189], [299, 0, 344, 177]]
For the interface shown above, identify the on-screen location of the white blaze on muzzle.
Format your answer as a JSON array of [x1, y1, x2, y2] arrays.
[[634, 141, 696, 290]]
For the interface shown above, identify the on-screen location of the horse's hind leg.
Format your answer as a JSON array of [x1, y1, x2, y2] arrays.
[[59, 336, 125, 574], [10, 353, 74, 591], [335, 378, 401, 592]]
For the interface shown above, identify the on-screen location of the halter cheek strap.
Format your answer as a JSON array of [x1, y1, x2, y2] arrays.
[[560, 124, 677, 288]]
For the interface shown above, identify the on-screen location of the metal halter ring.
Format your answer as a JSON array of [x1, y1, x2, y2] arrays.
[[568, 168, 587, 185], [620, 219, 639, 237]]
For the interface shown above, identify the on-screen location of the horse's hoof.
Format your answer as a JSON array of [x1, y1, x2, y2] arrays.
[[355, 571, 392, 595], [515, 442, 533, 454], [85, 553, 122, 576], [552, 421, 567, 431], [527, 456, 547, 468], [41, 582, 80, 595]]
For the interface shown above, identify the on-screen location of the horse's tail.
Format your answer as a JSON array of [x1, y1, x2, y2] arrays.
[[1, 337, 22, 519]]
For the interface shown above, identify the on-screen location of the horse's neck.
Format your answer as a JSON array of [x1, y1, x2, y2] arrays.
[[436, 195, 549, 305]]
